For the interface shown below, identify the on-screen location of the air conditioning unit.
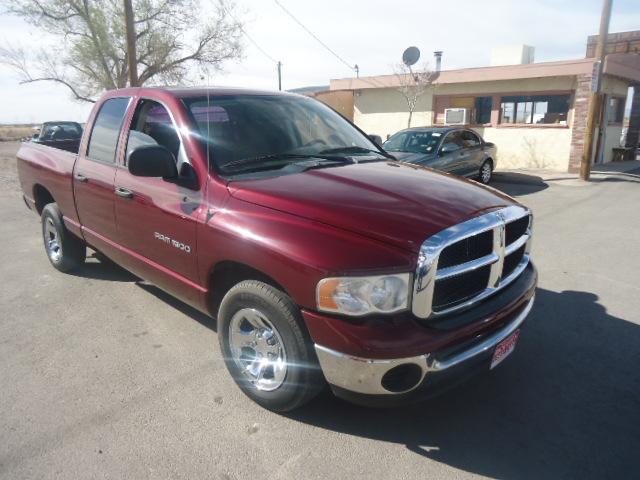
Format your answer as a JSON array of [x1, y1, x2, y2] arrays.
[[444, 108, 470, 126]]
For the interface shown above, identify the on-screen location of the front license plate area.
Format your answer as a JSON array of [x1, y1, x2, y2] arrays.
[[490, 330, 520, 370]]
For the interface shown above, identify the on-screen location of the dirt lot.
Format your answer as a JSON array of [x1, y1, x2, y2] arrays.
[[0, 142, 22, 194], [1, 142, 639, 479], [0, 126, 34, 142]]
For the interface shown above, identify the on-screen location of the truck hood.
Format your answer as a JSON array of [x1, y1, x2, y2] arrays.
[[228, 161, 517, 253]]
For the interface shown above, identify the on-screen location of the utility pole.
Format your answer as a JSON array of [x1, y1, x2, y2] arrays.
[[354, 64, 359, 78], [580, 0, 613, 181], [123, 0, 139, 87], [277, 61, 282, 91]]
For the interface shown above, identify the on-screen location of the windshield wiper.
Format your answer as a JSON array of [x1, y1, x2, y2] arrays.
[[222, 153, 353, 173], [318, 146, 395, 159]]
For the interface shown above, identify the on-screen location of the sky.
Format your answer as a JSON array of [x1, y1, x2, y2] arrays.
[[0, 0, 639, 124]]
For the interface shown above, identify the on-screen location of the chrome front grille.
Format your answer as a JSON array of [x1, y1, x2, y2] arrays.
[[412, 206, 532, 319]]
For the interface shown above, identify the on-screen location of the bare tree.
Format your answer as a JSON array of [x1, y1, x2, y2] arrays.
[[393, 62, 434, 128], [0, 0, 244, 102]]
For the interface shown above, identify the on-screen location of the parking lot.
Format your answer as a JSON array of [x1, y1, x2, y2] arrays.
[[1, 140, 639, 479]]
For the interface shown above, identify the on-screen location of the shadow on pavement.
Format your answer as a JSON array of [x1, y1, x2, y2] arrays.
[[69, 251, 217, 331], [136, 281, 217, 332], [590, 172, 640, 184], [68, 253, 138, 282], [288, 288, 640, 479], [491, 172, 549, 197]]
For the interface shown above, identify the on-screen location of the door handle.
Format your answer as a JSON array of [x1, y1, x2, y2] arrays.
[[114, 187, 134, 199], [74, 173, 88, 183]]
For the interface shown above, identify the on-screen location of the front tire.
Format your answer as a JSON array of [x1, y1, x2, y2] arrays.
[[479, 159, 493, 184], [41, 203, 86, 272], [218, 280, 323, 412]]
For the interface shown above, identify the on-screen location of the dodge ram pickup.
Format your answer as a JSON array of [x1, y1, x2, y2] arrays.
[[17, 87, 537, 412]]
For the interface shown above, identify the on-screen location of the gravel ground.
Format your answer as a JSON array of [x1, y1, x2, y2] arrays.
[[0, 142, 21, 193], [1, 142, 639, 479]]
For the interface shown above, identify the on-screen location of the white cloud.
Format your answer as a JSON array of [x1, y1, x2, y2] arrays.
[[1, 0, 639, 123]]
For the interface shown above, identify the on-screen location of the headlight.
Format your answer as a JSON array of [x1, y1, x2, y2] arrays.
[[316, 273, 411, 316]]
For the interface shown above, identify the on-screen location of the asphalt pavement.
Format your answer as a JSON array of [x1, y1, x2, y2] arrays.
[[1, 141, 639, 479]]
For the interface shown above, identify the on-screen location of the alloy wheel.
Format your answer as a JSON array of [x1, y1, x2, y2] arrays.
[[228, 308, 287, 391], [44, 217, 62, 262], [481, 162, 492, 183]]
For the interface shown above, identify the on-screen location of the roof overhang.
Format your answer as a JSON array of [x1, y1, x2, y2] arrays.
[[331, 58, 596, 91], [603, 53, 640, 83]]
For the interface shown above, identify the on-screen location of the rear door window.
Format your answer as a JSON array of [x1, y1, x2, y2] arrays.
[[87, 97, 130, 164]]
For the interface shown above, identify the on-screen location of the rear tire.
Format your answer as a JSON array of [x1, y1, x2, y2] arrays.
[[218, 280, 324, 412], [41, 203, 86, 272], [479, 159, 493, 184]]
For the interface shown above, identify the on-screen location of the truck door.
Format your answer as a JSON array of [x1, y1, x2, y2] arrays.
[[113, 99, 200, 287], [73, 97, 131, 253]]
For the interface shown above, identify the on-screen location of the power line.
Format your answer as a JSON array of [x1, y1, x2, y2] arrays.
[[272, 0, 356, 73], [221, 1, 278, 64]]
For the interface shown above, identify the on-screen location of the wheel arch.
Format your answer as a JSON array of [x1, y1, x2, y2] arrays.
[[483, 157, 494, 169], [208, 260, 291, 318], [33, 184, 55, 215]]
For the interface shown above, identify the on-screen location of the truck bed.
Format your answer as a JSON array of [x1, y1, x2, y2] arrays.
[[32, 138, 81, 154], [16, 141, 79, 228]]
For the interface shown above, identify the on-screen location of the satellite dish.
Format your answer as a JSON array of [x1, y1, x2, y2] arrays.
[[402, 46, 420, 67]]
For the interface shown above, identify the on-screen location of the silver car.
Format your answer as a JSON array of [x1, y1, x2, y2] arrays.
[[383, 127, 497, 184]]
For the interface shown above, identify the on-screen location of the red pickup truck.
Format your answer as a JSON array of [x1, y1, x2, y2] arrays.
[[17, 87, 536, 411]]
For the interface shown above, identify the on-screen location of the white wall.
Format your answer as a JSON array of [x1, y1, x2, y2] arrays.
[[474, 127, 572, 170], [353, 88, 433, 139]]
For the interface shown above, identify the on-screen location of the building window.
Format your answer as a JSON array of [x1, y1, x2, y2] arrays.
[[500, 94, 570, 125], [607, 96, 625, 125], [474, 97, 493, 124], [435, 95, 493, 126]]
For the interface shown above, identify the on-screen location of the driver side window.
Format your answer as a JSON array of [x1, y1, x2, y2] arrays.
[[440, 132, 462, 154], [126, 100, 185, 168]]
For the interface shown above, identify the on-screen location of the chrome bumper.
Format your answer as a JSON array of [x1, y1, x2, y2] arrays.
[[314, 296, 534, 396]]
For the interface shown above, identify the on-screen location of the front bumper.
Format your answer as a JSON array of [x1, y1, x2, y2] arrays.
[[308, 262, 537, 405], [315, 295, 532, 397]]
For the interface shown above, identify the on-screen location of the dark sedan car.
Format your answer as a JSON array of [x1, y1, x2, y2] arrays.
[[383, 127, 497, 183]]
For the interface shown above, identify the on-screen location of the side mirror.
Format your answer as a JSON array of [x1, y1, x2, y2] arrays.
[[439, 143, 458, 155], [128, 145, 178, 178], [368, 134, 383, 146]]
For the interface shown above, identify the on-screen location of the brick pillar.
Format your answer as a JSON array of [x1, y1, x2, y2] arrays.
[[625, 84, 640, 148], [569, 74, 592, 173]]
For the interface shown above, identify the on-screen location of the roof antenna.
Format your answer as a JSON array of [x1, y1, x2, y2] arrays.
[[200, 68, 212, 220]]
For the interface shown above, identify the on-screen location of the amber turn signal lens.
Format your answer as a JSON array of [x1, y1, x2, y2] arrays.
[[317, 278, 341, 310]]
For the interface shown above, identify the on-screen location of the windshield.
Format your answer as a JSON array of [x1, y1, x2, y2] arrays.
[[183, 94, 383, 175], [383, 130, 442, 154]]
